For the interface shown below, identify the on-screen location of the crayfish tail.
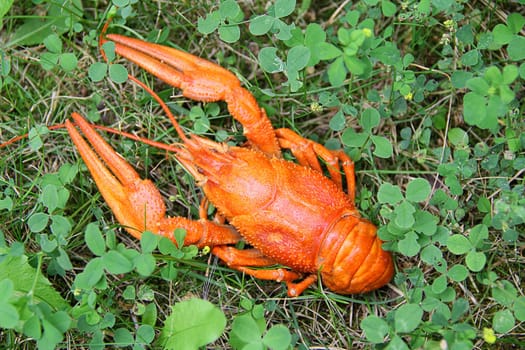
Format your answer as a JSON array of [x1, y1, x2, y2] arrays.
[[318, 216, 394, 294]]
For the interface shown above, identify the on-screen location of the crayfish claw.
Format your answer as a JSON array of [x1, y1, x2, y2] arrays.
[[66, 113, 167, 239]]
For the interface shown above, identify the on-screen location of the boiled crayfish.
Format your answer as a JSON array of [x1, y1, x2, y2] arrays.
[[62, 23, 394, 296]]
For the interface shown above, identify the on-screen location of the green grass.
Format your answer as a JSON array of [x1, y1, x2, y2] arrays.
[[1, 0, 524, 349]]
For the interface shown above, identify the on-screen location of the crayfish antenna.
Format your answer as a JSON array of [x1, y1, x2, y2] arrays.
[[0, 124, 63, 149], [127, 75, 190, 143], [99, 17, 111, 62]]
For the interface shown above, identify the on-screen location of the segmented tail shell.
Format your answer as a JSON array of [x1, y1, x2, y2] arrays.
[[318, 216, 394, 294]]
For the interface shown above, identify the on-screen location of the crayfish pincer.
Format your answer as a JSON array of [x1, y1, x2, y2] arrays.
[[63, 28, 394, 296]]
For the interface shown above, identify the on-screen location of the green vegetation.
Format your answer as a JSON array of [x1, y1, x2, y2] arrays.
[[1, 0, 524, 349]]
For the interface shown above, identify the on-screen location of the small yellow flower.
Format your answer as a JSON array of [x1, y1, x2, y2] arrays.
[[444, 19, 455, 31], [404, 91, 413, 101], [483, 327, 496, 344], [362, 28, 373, 38], [202, 246, 211, 255], [310, 102, 323, 113]]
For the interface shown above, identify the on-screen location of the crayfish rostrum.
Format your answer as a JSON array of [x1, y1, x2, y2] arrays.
[[57, 23, 394, 296]]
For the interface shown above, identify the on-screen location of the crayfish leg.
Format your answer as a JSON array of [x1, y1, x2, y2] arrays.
[[199, 197, 226, 224], [212, 247, 278, 266], [286, 274, 318, 297], [275, 128, 356, 202], [212, 246, 305, 293]]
